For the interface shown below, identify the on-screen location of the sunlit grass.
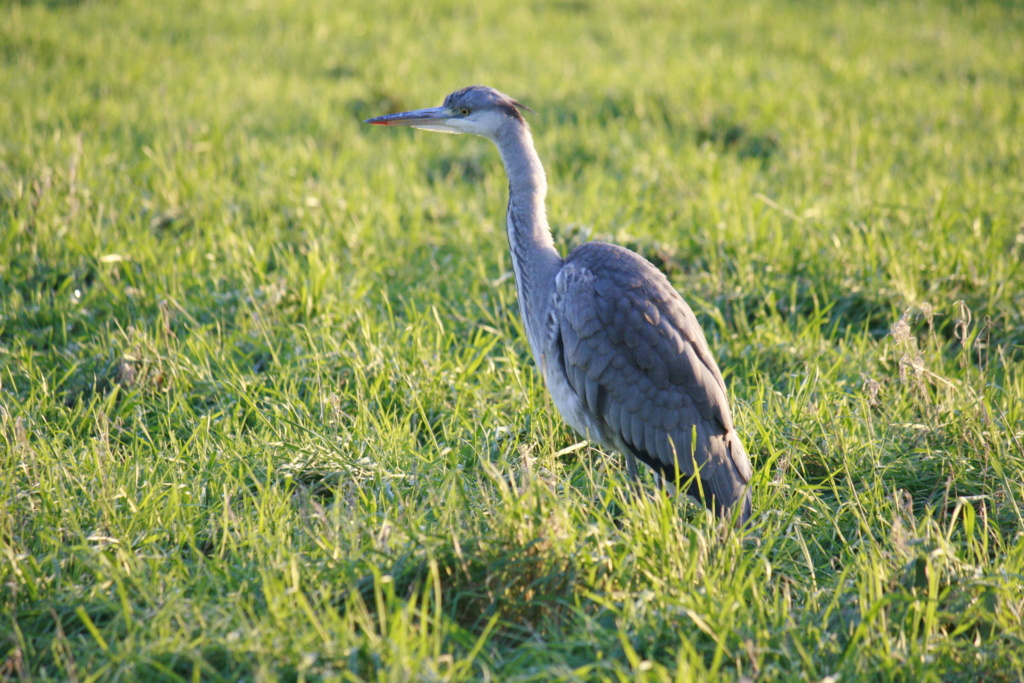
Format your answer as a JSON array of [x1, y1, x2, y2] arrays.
[[2, 0, 1023, 680]]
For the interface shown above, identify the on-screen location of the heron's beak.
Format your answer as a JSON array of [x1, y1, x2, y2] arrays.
[[364, 107, 458, 134]]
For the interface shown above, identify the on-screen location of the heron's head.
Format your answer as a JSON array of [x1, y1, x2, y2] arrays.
[[365, 85, 533, 138]]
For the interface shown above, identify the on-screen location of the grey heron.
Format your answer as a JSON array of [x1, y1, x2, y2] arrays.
[[366, 85, 752, 523]]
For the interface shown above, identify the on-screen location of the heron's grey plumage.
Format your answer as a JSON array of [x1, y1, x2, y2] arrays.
[[366, 85, 753, 523]]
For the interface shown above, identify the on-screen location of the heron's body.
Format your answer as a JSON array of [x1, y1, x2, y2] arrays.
[[367, 86, 752, 522]]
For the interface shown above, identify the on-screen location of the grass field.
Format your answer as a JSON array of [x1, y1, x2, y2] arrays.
[[3, 0, 1024, 679]]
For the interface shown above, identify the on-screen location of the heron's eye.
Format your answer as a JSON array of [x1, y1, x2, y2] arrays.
[[460, 108, 470, 116]]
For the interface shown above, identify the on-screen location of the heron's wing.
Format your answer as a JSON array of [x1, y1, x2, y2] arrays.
[[555, 242, 752, 514]]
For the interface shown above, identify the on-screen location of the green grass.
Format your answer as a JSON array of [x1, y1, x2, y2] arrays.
[[2, 0, 1024, 679]]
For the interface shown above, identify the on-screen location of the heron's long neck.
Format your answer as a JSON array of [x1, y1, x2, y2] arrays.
[[493, 123, 562, 360]]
